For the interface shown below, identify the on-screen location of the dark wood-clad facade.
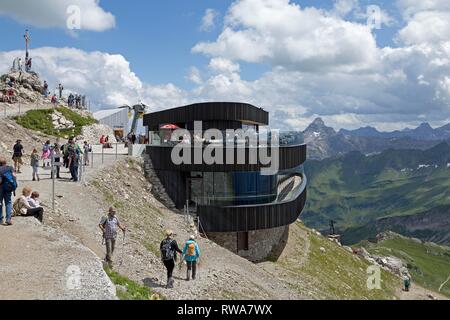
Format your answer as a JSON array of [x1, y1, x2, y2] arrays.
[[144, 102, 307, 233], [144, 102, 269, 131], [146, 144, 306, 172], [198, 184, 307, 232]]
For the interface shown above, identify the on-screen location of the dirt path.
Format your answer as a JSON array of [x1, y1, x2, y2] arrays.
[[397, 284, 448, 300], [0, 102, 53, 119], [0, 218, 116, 300], [0, 154, 124, 300]]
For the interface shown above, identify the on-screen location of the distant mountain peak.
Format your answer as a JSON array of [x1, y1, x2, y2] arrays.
[[304, 117, 336, 138], [417, 122, 433, 130]]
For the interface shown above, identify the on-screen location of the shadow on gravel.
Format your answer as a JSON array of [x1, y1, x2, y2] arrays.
[[143, 277, 165, 289]]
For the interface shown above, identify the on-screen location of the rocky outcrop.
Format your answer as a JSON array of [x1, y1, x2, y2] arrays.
[[52, 110, 75, 130], [1, 71, 46, 103], [77, 124, 117, 144]]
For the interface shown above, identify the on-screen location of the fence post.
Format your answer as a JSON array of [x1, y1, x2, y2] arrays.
[[91, 148, 94, 168], [51, 151, 55, 212], [102, 145, 104, 164], [115, 143, 118, 160]]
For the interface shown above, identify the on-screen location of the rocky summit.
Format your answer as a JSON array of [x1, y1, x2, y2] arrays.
[[1, 71, 46, 104]]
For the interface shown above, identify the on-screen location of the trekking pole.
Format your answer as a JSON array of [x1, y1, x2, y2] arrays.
[[120, 229, 126, 266]]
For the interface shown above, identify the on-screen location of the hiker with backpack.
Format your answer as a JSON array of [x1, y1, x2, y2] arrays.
[[160, 229, 183, 289], [67, 139, 81, 182], [0, 156, 17, 226], [99, 207, 126, 267], [30, 148, 40, 181], [182, 235, 201, 281], [12, 140, 24, 174]]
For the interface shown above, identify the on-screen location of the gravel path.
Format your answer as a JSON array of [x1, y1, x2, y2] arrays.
[[0, 218, 116, 300]]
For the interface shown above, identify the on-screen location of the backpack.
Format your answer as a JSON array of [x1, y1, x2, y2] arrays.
[[161, 239, 175, 261], [187, 242, 196, 257], [67, 145, 80, 163], [0, 169, 18, 193]]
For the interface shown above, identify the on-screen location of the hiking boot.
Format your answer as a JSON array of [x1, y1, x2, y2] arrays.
[[167, 277, 174, 289]]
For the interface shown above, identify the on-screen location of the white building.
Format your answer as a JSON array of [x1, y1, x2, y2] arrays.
[[93, 108, 129, 134]]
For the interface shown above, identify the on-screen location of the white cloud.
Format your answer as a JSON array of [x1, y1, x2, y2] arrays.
[[193, 0, 379, 72], [208, 58, 240, 74], [187, 66, 202, 85], [200, 8, 218, 32], [0, 0, 115, 32], [0, 47, 186, 111]]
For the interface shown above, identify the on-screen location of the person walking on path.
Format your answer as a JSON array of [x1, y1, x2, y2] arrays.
[[160, 229, 183, 289], [51, 144, 62, 179], [12, 186, 44, 223], [403, 271, 412, 292], [99, 207, 126, 267], [12, 140, 24, 173], [0, 156, 17, 226], [83, 141, 91, 166], [30, 149, 40, 181], [182, 235, 201, 281], [42, 140, 51, 168], [67, 139, 81, 182]]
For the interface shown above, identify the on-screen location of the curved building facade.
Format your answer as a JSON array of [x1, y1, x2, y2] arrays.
[[143, 102, 307, 261]]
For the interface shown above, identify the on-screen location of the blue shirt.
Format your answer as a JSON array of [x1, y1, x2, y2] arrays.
[[182, 240, 201, 262]]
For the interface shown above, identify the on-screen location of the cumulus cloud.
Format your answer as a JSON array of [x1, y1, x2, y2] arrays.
[[0, 0, 115, 32], [396, 0, 450, 45], [200, 8, 218, 32], [189, 0, 450, 131], [193, 0, 379, 72], [0, 47, 186, 111]]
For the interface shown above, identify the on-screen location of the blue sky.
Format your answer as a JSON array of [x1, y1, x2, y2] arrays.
[[0, 0, 449, 131], [0, 0, 399, 88]]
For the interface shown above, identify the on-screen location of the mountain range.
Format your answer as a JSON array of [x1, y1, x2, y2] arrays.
[[302, 118, 450, 160], [339, 122, 450, 141]]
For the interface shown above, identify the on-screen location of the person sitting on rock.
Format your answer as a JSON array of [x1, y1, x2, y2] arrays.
[[12, 186, 44, 223], [28, 191, 41, 208]]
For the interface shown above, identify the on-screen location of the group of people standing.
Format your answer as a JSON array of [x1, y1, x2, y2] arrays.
[[98, 208, 201, 289], [12, 138, 92, 183], [67, 93, 85, 109]]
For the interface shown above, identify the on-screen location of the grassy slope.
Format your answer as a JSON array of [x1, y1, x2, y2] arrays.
[[359, 235, 450, 298], [263, 222, 400, 300], [105, 267, 165, 300], [14, 107, 97, 138], [303, 159, 450, 233]]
